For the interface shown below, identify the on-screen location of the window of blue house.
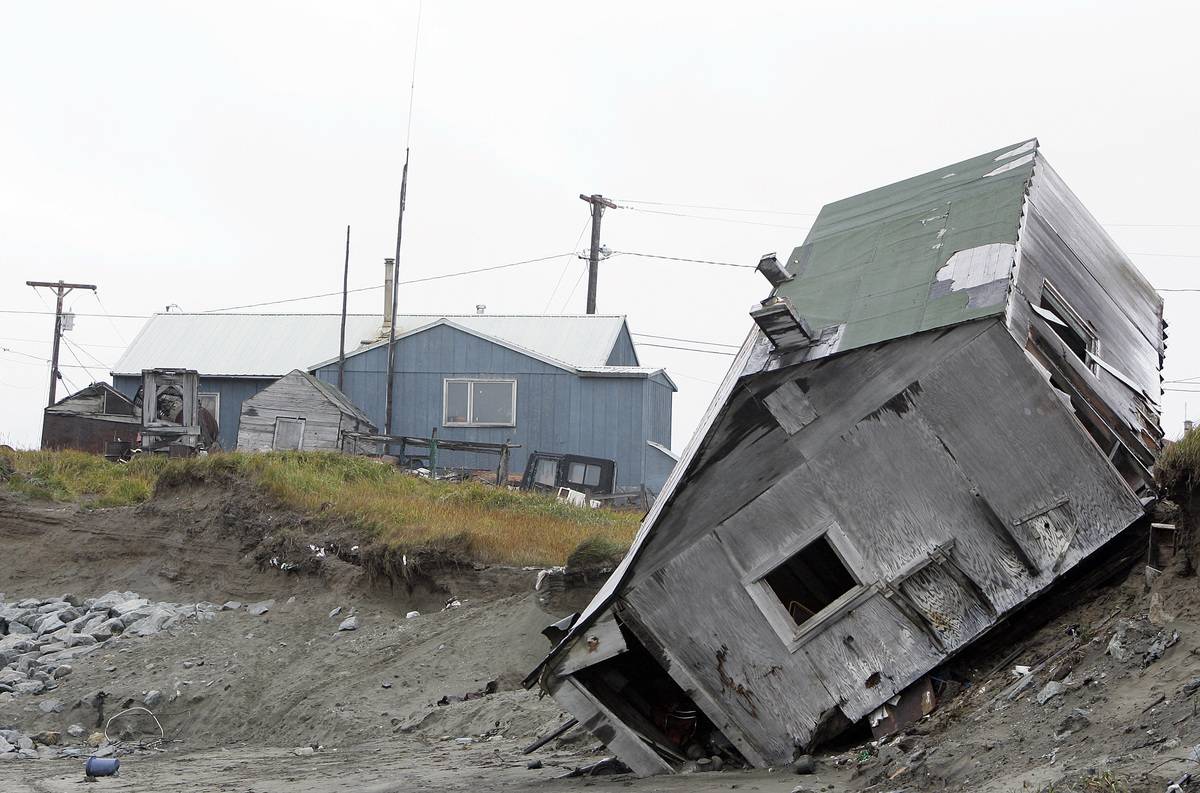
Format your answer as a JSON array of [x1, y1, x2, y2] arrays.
[[443, 378, 516, 427]]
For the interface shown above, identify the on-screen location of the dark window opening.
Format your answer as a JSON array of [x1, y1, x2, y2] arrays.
[[574, 621, 746, 768], [1039, 283, 1095, 368], [764, 535, 857, 629]]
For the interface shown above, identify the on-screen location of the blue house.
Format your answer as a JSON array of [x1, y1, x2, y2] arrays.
[[310, 314, 677, 491], [110, 312, 386, 450], [111, 311, 677, 492]]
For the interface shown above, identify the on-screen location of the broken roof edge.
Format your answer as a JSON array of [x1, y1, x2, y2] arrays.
[[800, 138, 1040, 245], [46, 381, 136, 410], [291, 369, 376, 427], [523, 322, 763, 689]]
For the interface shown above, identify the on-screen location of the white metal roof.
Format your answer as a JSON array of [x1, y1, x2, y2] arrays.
[[112, 314, 387, 377], [309, 314, 633, 371], [114, 313, 632, 377]]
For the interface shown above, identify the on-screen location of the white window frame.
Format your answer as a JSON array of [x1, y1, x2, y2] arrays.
[[442, 378, 517, 428], [741, 521, 872, 653], [272, 417, 306, 450], [198, 392, 220, 421], [1039, 280, 1099, 374]]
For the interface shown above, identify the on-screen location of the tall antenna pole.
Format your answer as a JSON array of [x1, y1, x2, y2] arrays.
[[337, 225, 351, 391], [384, 152, 409, 437], [578, 194, 616, 314], [26, 280, 97, 406]]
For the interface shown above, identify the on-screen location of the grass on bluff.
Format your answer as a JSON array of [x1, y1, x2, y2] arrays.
[[0, 449, 641, 567]]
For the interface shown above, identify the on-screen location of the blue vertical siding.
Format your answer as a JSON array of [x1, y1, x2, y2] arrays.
[[605, 325, 640, 365], [313, 324, 672, 488], [112, 374, 273, 451]]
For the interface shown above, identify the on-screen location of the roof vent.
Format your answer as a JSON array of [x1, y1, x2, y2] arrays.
[[756, 253, 794, 288], [476, 304, 487, 314], [750, 296, 815, 351]]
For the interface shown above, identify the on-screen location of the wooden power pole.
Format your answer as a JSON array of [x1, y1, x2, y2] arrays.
[[25, 280, 97, 406], [579, 194, 616, 314], [338, 225, 351, 391]]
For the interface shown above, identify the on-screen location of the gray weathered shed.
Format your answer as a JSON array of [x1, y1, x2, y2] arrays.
[[527, 140, 1165, 775], [236, 369, 376, 452]]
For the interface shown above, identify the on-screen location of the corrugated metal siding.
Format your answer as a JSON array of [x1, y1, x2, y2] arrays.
[[313, 324, 669, 487], [113, 374, 272, 451]]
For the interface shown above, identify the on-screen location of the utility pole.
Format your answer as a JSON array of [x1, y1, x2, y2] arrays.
[[338, 225, 351, 391], [26, 280, 97, 406], [384, 150, 411, 438], [579, 194, 616, 314]]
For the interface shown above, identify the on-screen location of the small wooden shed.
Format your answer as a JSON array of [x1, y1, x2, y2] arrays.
[[41, 382, 140, 453], [235, 369, 375, 452]]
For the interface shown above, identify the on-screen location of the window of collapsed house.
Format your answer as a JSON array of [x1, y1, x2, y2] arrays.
[[443, 378, 516, 427], [272, 417, 306, 450], [743, 522, 870, 650], [198, 392, 219, 422], [1036, 281, 1098, 373]]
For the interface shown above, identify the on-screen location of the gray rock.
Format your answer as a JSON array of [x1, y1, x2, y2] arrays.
[[52, 665, 73, 679], [6, 621, 32, 636], [67, 724, 85, 738], [15, 680, 45, 695], [36, 601, 66, 614], [111, 598, 151, 617], [127, 606, 177, 637], [88, 618, 125, 640], [143, 690, 163, 708], [328, 606, 342, 619], [39, 698, 63, 714], [221, 601, 242, 611], [338, 616, 359, 631], [0, 736, 12, 754], [247, 600, 274, 616], [66, 634, 96, 648], [1037, 679, 1067, 705], [17, 736, 33, 751], [792, 754, 816, 774]]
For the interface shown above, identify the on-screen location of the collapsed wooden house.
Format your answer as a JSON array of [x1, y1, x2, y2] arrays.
[[525, 140, 1166, 774], [235, 369, 376, 452], [41, 382, 140, 454]]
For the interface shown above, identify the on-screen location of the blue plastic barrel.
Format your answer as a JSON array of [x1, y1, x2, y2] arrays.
[[85, 756, 120, 777]]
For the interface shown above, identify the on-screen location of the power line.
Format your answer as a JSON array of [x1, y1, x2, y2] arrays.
[[0, 310, 150, 319], [0, 336, 125, 349], [619, 205, 812, 230], [635, 342, 735, 356], [611, 251, 755, 269], [616, 198, 819, 217], [202, 253, 574, 313], [632, 332, 740, 349], [544, 217, 592, 312], [617, 197, 1200, 231], [60, 337, 105, 384]]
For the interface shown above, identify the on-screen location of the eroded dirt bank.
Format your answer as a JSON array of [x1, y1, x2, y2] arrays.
[[3, 481, 1200, 792]]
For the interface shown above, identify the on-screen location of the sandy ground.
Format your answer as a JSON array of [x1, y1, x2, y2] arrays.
[[3, 484, 1200, 792]]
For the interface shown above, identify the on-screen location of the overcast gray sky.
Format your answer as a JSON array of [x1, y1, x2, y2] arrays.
[[2, 1, 1198, 451]]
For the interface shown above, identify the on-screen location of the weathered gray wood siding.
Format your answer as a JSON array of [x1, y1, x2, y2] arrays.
[[114, 374, 272, 451], [577, 318, 1143, 763], [236, 371, 348, 452], [311, 324, 671, 487], [1006, 158, 1164, 463]]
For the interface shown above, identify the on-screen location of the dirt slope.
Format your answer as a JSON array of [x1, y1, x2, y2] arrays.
[[4, 478, 1200, 793]]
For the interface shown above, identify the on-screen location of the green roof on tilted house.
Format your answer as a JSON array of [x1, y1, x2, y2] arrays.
[[778, 139, 1038, 355]]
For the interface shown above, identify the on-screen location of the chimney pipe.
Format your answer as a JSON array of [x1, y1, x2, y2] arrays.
[[382, 258, 395, 330], [476, 304, 486, 314], [1186, 419, 1194, 434]]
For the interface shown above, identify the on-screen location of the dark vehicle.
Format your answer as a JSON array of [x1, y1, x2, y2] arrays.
[[520, 451, 616, 496]]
